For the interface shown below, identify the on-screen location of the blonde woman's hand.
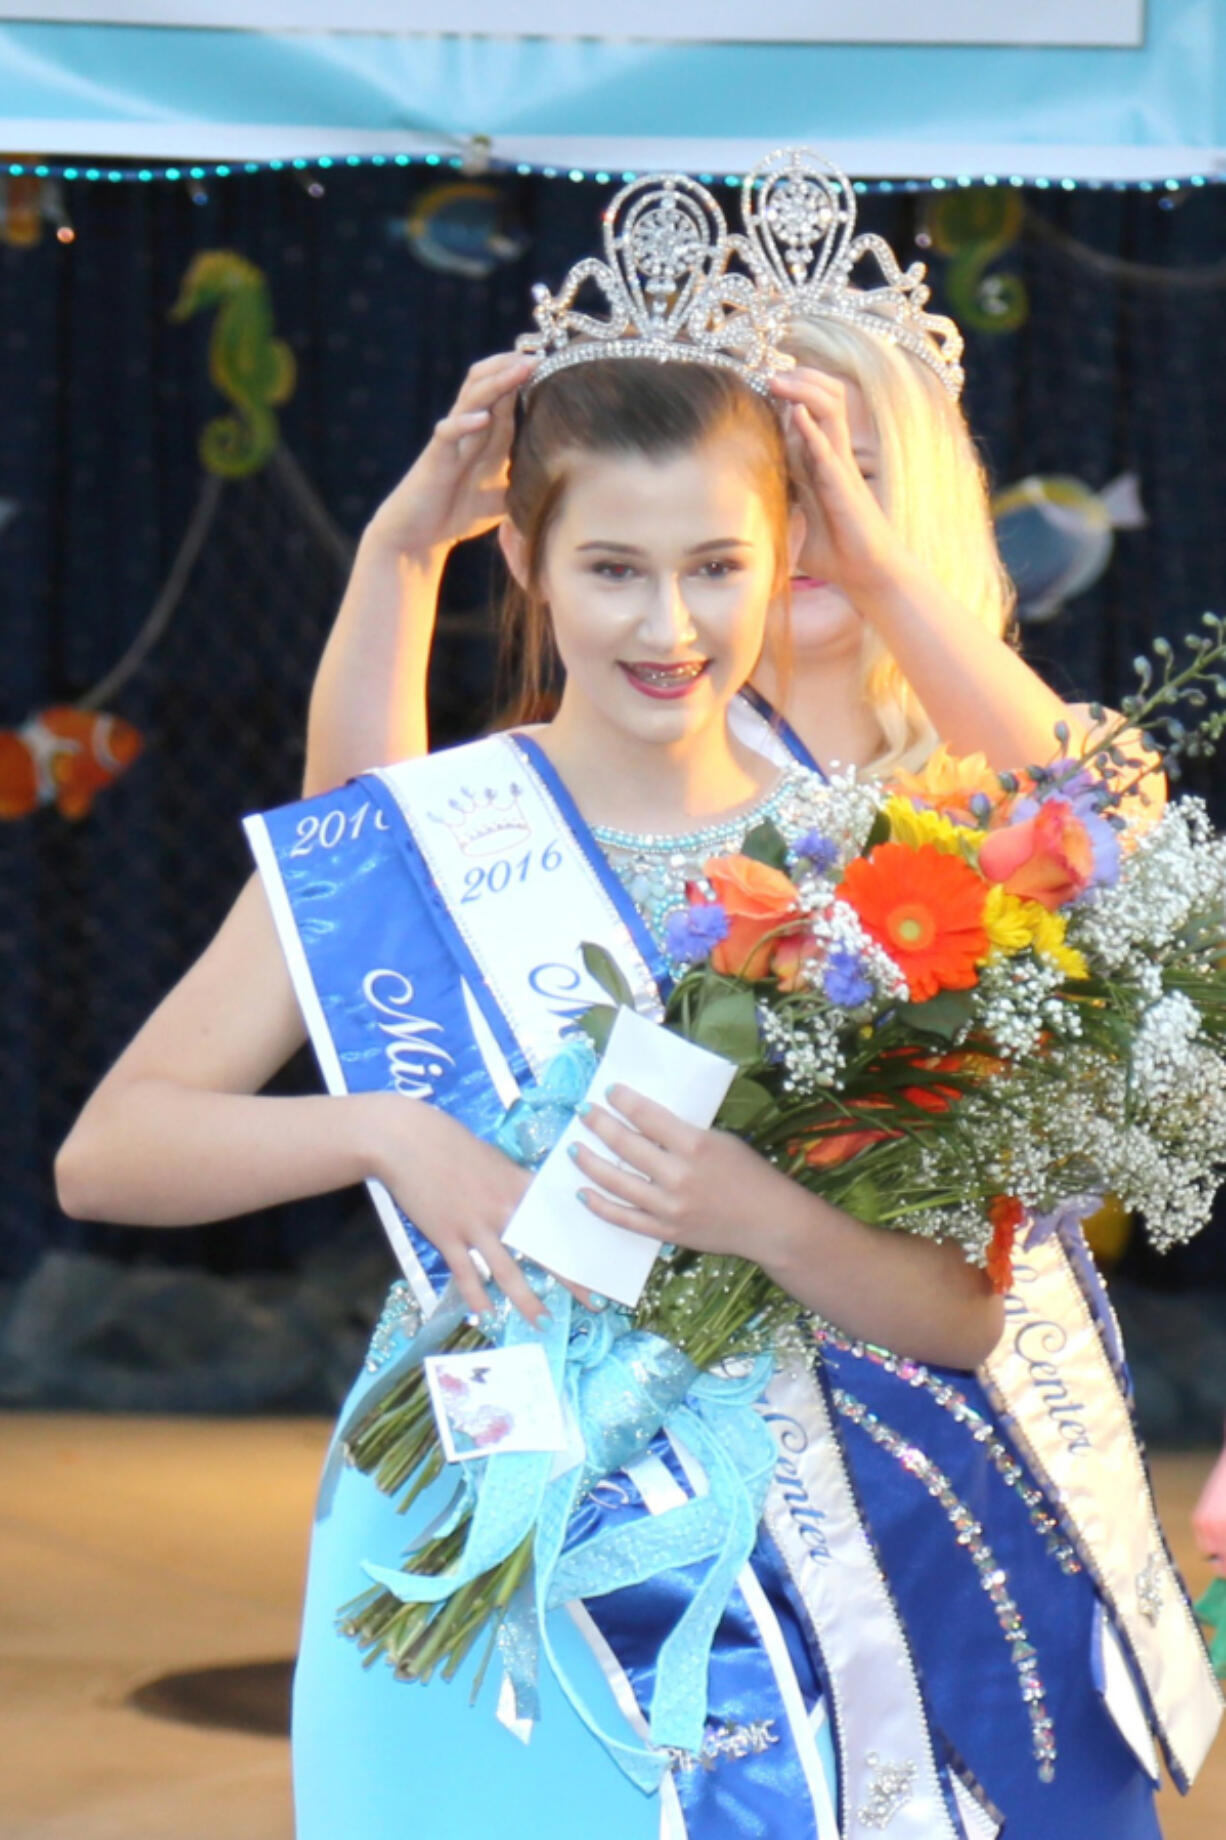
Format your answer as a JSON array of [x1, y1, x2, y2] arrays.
[[1193, 1435, 1226, 1576], [364, 350, 536, 563], [771, 367, 913, 605]]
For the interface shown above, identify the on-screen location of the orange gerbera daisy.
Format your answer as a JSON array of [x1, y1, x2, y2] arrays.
[[837, 842, 989, 1002]]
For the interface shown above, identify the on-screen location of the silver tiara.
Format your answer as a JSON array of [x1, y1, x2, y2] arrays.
[[516, 173, 794, 395], [739, 148, 965, 399]]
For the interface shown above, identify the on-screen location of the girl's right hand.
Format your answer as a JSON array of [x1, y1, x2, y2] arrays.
[[365, 351, 536, 563], [365, 1092, 551, 1326]]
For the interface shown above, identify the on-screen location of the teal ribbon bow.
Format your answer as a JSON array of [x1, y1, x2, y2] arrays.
[[492, 1036, 599, 1167], [343, 1039, 779, 1790], [359, 1281, 777, 1792]]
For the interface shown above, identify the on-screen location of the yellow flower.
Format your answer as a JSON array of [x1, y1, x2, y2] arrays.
[[884, 796, 969, 857], [982, 885, 1088, 979], [982, 884, 1036, 954], [1029, 906, 1090, 980], [890, 748, 1003, 826]]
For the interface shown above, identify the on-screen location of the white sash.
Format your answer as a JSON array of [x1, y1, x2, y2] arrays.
[[761, 1364, 992, 1840], [727, 694, 798, 768], [374, 735, 664, 1073], [981, 1239, 1222, 1787]]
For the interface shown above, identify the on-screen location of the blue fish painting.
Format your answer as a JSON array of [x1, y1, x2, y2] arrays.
[[396, 181, 529, 281], [993, 473, 1146, 623]]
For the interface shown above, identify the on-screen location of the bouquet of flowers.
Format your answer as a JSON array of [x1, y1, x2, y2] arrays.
[[342, 615, 1226, 1733]]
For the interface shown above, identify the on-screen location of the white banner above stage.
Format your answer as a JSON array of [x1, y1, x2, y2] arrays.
[[0, 0, 1218, 178], [0, 0, 1146, 46]]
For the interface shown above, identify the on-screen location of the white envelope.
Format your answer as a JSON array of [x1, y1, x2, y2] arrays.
[[504, 1005, 737, 1307]]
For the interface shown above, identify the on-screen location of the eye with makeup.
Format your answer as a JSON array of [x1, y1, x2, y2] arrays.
[[586, 554, 747, 584], [588, 560, 640, 583]]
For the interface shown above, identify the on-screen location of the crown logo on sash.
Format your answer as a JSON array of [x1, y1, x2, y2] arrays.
[[739, 147, 965, 399], [432, 786, 533, 858], [517, 174, 794, 395]]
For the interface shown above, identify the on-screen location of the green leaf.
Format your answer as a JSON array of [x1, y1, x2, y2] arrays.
[[576, 1003, 617, 1055], [864, 809, 892, 851], [740, 819, 791, 874], [689, 987, 762, 1062], [717, 1075, 776, 1132], [829, 1170, 887, 1225], [894, 988, 976, 1042], [581, 942, 636, 1009]]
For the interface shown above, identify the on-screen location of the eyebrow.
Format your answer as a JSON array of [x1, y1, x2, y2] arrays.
[[575, 538, 756, 556]]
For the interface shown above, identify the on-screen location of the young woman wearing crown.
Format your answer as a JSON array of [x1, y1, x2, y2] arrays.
[[58, 166, 1215, 1838]]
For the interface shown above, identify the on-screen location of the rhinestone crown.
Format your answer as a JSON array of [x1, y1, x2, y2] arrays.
[[517, 173, 794, 396], [739, 147, 965, 399]]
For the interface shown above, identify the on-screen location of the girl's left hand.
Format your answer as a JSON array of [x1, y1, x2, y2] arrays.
[[770, 367, 911, 604], [569, 1085, 791, 1261]]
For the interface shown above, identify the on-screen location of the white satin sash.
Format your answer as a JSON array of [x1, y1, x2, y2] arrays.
[[981, 1239, 1222, 1786], [761, 1363, 992, 1840], [374, 734, 664, 1072]]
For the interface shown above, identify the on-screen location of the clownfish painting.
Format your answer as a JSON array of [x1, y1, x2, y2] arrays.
[[0, 707, 144, 821]]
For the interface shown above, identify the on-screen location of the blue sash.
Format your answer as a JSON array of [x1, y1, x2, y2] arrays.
[[736, 688, 1222, 1790]]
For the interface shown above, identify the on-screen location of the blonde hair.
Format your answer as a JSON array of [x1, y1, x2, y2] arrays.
[[783, 316, 1015, 777]]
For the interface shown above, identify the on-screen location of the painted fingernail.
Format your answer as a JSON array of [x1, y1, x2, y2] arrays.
[[567, 1142, 582, 1162], [588, 1292, 609, 1311], [577, 1101, 593, 1118]]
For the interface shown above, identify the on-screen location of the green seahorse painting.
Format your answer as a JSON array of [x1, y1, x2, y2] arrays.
[[171, 251, 297, 478], [924, 191, 1028, 335]]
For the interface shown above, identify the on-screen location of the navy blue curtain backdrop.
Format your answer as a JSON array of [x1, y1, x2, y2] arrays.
[[1, 166, 1224, 1286]]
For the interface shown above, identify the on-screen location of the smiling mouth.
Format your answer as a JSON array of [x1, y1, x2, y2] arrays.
[[791, 575, 830, 591], [619, 660, 712, 700]]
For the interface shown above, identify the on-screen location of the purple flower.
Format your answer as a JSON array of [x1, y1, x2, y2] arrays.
[[822, 947, 874, 1008], [665, 901, 730, 964], [794, 830, 839, 873]]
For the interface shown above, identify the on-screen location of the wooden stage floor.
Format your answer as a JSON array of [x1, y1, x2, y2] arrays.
[[1, 1413, 1223, 1838]]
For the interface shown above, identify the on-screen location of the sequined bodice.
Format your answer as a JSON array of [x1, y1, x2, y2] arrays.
[[590, 764, 827, 946]]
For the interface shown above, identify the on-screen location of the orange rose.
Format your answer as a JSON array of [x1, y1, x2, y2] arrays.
[[704, 853, 801, 981], [977, 800, 1094, 912], [771, 927, 818, 992]]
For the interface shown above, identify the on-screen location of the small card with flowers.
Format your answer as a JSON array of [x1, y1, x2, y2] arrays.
[[424, 1343, 569, 1463]]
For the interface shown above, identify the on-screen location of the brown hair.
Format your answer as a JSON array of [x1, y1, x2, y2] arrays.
[[496, 358, 791, 726]]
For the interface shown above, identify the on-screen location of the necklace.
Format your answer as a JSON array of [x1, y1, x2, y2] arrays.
[[592, 765, 823, 945]]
